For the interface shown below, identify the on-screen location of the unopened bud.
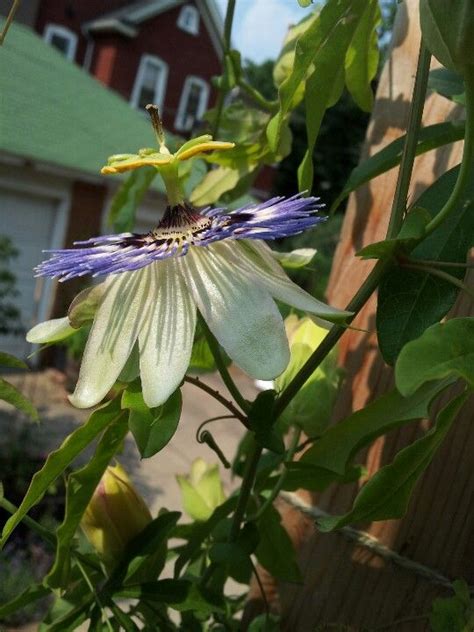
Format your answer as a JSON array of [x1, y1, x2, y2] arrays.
[[81, 463, 152, 562]]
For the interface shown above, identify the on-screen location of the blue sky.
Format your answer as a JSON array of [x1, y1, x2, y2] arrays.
[[214, 0, 313, 63]]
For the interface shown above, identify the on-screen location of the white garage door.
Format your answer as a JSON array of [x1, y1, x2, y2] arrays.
[[0, 187, 63, 359]]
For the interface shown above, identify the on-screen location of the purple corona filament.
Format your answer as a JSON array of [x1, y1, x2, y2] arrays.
[[36, 194, 324, 281]]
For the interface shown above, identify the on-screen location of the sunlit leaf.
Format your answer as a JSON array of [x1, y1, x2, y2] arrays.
[[345, 0, 381, 112], [273, 248, 317, 269], [107, 166, 157, 232], [177, 458, 226, 522], [318, 392, 468, 531], [298, 0, 367, 190]]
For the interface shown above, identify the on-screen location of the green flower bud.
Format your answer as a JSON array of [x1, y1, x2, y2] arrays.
[[420, 0, 474, 75], [81, 463, 152, 562]]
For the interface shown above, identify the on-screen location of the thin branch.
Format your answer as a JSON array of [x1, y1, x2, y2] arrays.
[[249, 556, 270, 619], [0, 0, 21, 45], [184, 375, 249, 427]]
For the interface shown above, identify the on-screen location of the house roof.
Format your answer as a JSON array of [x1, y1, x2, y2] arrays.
[[0, 19, 167, 192], [84, 0, 224, 55]]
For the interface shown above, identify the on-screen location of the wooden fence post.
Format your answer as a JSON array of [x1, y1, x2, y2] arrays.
[[277, 1, 472, 629]]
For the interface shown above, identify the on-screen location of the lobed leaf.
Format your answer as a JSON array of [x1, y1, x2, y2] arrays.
[[330, 121, 466, 212], [298, 379, 452, 476], [318, 392, 468, 531], [396, 318, 474, 396]]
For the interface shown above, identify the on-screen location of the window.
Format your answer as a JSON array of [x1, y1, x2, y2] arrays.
[[43, 24, 77, 61], [131, 55, 168, 111], [177, 5, 200, 35], [175, 76, 209, 131]]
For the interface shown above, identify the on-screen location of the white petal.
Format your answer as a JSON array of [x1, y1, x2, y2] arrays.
[[236, 240, 352, 322], [139, 259, 196, 407], [179, 244, 289, 380], [26, 317, 76, 343], [70, 270, 150, 408]]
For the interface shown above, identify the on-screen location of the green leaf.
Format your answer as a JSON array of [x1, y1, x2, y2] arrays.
[[0, 377, 39, 421], [0, 583, 50, 618], [0, 351, 27, 370], [297, 0, 313, 6], [377, 166, 474, 365], [283, 462, 364, 492], [0, 397, 122, 546], [188, 319, 231, 374], [431, 580, 474, 632], [297, 0, 367, 191], [356, 207, 431, 260], [45, 411, 129, 588], [107, 511, 180, 588], [420, 0, 474, 74], [330, 121, 466, 212], [174, 495, 238, 577], [176, 458, 226, 522], [344, 0, 381, 112], [115, 578, 189, 603], [318, 392, 468, 531], [255, 504, 302, 583], [275, 317, 341, 436], [68, 284, 105, 328], [248, 390, 284, 454], [122, 382, 182, 458], [273, 248, 317, 269], [298, 379, 452, 475], [190, 163, 257, 206], [396, 318, 474, 397], [107, 166, 157, 232], [429, 68, 466, 105]]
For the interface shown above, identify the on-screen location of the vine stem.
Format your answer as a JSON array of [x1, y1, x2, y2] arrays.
[[275, 257, 391, 418], [198, 314, 250, 414], [211, 0, 236, 138], [386, 40, 431, 239], [183, 375, 249, 427], [229, 439, 263, 542], [248, 426, 301, 522], [0, 0, 21, 45], [424, 68, 474, 236]]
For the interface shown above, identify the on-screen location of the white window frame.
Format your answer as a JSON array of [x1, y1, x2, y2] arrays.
[[174, 76, 209, 131], [130, 54, 168, 111], [177, 5, 200, 35], [43, 23, 78, 61]]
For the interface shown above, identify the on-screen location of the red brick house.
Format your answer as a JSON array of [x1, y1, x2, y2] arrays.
[[34, 0, 224, 135]]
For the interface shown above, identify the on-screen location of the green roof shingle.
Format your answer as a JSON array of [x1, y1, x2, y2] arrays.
[[0, 20, 165, 192]]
